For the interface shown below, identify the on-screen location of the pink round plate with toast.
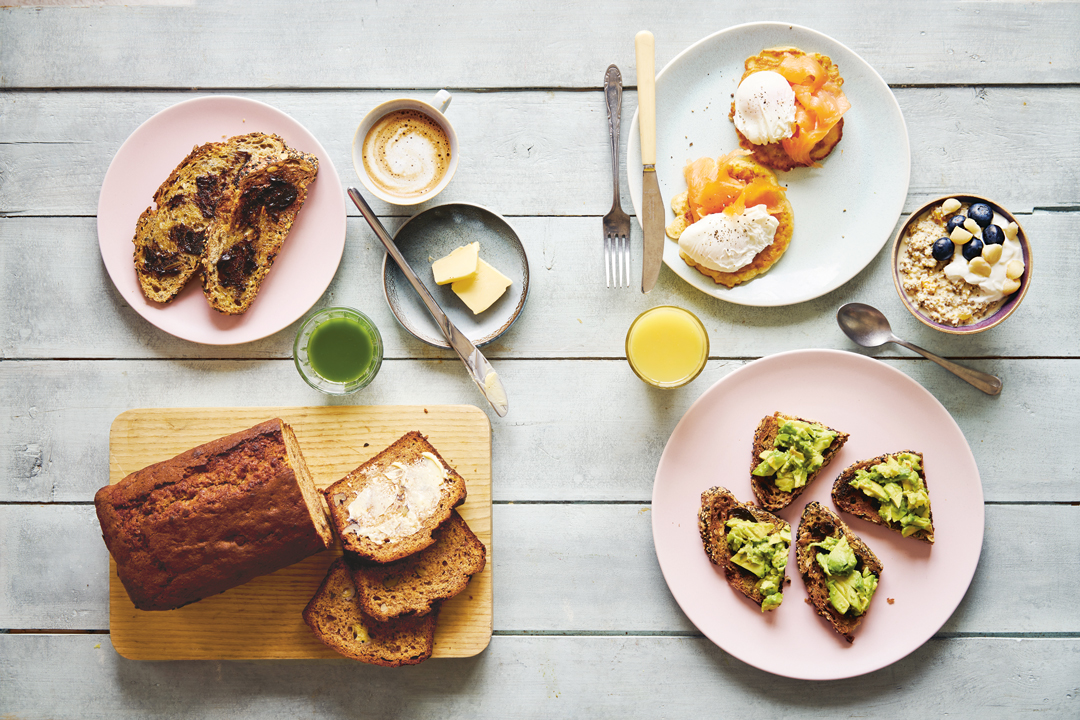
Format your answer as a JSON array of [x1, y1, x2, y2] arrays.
[[97, 95, 346, 345], [652, 349, 984, 680]]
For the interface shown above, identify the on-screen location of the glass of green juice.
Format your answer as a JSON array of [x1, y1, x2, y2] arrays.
[[293, 307, 384, 395]]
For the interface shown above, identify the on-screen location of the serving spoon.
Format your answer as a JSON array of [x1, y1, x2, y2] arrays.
[[836, 303, 1003, 395]]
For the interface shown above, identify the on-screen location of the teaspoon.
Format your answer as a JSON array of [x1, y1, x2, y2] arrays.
[[836, 303, 1002, 396]]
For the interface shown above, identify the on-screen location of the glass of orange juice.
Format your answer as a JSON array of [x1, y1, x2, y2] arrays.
[[625, 306, 709, 388]]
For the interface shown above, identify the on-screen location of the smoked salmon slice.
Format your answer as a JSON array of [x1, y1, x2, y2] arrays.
[[683, 150, 787, 222], [776, 54, 850, 166]]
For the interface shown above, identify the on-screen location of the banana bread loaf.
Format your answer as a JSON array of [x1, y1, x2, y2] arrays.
[[95, 418, 333, 611]]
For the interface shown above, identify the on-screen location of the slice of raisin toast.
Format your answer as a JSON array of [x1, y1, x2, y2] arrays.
[[796, 501, 883, 643], [698, 486, 791, 611], [201, 141, 318, 314], [322, 432, 467, 564], [750, 411, 849, 511], [832, 451, 935, 544], [132, 140, 243, 303], [348, 510, 486, 622], [302, 557, 436, 666]]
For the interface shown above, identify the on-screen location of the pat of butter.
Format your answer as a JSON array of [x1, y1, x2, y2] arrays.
[[431, 242, 480, 285], [452, 258, 512, 314]]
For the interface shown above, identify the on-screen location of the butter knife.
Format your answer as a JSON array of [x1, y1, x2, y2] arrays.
[[635, 30, 664, 294], [348, 188, 509, 417]]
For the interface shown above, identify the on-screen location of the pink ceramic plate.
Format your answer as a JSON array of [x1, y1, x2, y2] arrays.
[[97, 96, 346, 345], [652, 349, 984, 680]]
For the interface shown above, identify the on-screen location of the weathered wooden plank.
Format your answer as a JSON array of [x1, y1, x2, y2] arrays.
[[1, 358, 1074, 504], [2, 88, 1078, 217], [1, 633, 1077, 717], [5, 503, 1074, 636], [1, 1, 1077, 88], [0, 212, 1073, 360]]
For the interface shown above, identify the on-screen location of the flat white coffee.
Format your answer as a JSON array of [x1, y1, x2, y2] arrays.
[[362, 109, 451, 198]]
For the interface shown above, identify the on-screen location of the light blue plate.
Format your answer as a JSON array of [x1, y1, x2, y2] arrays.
[[382, 203, 529, 348]]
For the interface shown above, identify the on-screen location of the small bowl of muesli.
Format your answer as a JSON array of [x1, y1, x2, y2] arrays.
[[892, 194, 1031, 334]]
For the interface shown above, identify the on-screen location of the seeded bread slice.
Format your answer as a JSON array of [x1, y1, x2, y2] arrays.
[[348, 510, 486, 622], [302, 557, 436, 666], [698, 486, 790, 610], [201, 141, 319, 314], [832, 451, 935, 544], [750, 411, 849, 511], [796, 501, 883, 643], [322, 431, 468, 564]]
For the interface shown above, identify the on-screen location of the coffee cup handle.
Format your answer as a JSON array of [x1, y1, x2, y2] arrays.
[[431, 90, 452, 114]]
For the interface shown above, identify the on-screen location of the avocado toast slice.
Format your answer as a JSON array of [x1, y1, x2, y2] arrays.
[[699, 486, 791, 611], [796, 502, 883, 643], [832, 451, 935, 544], [750, 412, 849, 511]]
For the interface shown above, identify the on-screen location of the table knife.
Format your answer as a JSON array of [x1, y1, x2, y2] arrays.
[[347, 188, 509, 417], [635, 30, 664, 294]]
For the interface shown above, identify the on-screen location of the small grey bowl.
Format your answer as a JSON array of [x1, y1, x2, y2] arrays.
[[382, 203, 529, 348], [891, 194, 1032, 334]]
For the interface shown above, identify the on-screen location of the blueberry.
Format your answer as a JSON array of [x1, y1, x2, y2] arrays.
[[968, 202, 994, 228], [962, 237, 984, 261], [945, 214, 967, 233], [983, 224, 1005, 245], [931, 237, 954, 262]]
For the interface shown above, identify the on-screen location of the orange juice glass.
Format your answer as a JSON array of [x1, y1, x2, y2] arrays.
[[625, 306, 709, 388]]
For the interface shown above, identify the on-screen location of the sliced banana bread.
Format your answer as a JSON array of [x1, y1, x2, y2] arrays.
[[348, 510, 486, 621], [323, 432, 468, 564], [303, 557, 437, 666]]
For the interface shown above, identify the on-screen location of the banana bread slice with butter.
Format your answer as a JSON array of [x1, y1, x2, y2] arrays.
[[323, 432, 468, 564], [303, 557, 437, 666], [349, 510, 486, 621], [94, 418, 333, 611]]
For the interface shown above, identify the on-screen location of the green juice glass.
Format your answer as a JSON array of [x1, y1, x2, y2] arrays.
[[294, 307, 383, 395]]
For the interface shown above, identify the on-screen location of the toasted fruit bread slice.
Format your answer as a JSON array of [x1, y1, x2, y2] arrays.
[[322, 432, 468, 564], [201, 140, 319, 314], [302, 557, 436, 666], [832, 451, 935, 544], [132, 141, 241, 303], [348, 510, 486, 622], [729, 47, 848, 171], [796, 502, 883, 643], [750, 412, 849, 511], [698, 486, 791, 611]]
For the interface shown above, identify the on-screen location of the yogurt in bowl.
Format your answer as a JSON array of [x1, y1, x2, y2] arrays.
[[892, 195, 1032, 334]]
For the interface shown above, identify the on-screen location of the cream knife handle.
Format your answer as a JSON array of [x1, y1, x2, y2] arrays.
[[635, 30, 656, 165]]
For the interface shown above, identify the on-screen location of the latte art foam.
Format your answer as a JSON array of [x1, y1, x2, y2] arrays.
[[362, 109, 452, 197]]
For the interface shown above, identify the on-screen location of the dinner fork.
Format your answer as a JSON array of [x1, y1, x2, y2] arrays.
[[603, 64, 632, 288]]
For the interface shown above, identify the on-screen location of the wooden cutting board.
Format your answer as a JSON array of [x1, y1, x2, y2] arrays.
[[106, 405, 492, 660]]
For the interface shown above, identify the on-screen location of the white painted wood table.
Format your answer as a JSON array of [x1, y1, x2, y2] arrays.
[[2, 1, 1078, 716]]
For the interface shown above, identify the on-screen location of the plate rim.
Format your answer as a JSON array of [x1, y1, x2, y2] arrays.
[[380, 201, 531, 348], [96, 94, 346, 345], [626, 21, 911, 306], [650, 348, 985, 679]]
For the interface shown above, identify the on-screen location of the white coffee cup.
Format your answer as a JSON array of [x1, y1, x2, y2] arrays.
[[351, 90, 458, 206]]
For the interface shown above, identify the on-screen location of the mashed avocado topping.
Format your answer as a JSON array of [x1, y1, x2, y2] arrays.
[[752, 419, 837, 493], [726, 518, 790, 612], [849, 453, 932, 538], [809, 535, 878, 616]]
